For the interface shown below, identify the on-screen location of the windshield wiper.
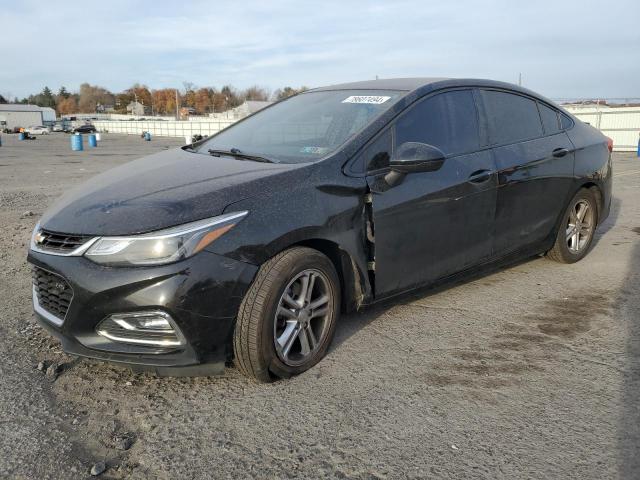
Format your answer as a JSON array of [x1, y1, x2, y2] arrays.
[[207, 148, 276, 163]]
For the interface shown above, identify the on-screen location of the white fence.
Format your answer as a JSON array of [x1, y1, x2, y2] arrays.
[[565, 107, 640, 152], [93, 120, 236, 139]]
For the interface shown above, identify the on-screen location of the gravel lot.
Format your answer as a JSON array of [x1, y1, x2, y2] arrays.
[[0, 133, 638, 479]]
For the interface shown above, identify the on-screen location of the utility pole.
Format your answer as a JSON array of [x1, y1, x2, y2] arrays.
[[175, 89, 179, 120], [518, 72, 522, 86]]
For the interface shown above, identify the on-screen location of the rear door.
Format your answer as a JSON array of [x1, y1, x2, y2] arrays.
[[478, 89, 575, 255], [365, 89, 498, 297]]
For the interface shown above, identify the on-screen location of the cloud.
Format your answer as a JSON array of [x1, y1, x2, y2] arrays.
[[1, 0, 639, 99]]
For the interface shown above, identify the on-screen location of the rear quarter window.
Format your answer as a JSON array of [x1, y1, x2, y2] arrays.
[[560, 112, 574, 130], [480, 90, 543, 145]]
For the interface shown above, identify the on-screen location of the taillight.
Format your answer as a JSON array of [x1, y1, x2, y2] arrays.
[[606, 136, 613, 153]]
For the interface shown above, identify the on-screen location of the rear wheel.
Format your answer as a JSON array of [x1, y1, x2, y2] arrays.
[[547, 189, 597, 263], [233, 247, 340, 382]]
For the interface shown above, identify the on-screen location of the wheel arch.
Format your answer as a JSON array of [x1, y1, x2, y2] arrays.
[[546, 181, 604, 254], [580, 182, 603, 225], [291, 238, 368, 314]]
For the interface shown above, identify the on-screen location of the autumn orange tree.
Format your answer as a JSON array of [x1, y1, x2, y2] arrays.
[[194, 88, 213, 114], [151, 89, 180, 115], [57, 96, 78, 115]]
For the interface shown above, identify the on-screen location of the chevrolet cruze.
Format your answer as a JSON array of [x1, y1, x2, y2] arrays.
[[28, 78, 612, 382]]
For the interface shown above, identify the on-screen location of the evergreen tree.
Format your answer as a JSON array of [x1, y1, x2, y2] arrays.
[[57, 86, 70, 99], [40, 86, 56, 108]]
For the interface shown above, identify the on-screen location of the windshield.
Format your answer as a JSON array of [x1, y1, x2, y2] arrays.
[[197, 90, 404, 163]]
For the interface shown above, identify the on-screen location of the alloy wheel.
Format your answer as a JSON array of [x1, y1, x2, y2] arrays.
[[566, 199, 595, 254], [274, 269, 332, 366]]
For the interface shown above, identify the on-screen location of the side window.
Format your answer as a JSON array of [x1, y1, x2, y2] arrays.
[[538, 102, 561, 135], [364, 128, 392, 171], [560, 112, 573, 130], [394, 90, 480, 156], [480, 90, 543, 144]]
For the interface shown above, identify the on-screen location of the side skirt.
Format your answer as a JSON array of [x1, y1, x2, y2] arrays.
[[363, 239, 551, 307]]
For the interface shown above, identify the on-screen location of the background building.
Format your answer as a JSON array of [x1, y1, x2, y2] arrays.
[[0, 104, 55, 129], [40, 107, 56, 123], [126, 101, 150, 116]]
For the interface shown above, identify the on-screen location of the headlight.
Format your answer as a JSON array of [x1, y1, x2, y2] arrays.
[[85, 211, 247, 266]]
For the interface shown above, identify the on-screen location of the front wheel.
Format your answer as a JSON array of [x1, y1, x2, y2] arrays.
[[233, 247, 341, 382], [547, 188, 598, 263]]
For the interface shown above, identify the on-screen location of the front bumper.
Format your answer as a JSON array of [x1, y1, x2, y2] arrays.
[[27, 249, 258, 376]]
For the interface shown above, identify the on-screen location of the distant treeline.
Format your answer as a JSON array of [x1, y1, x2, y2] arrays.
[[1, 83, 308, 115]]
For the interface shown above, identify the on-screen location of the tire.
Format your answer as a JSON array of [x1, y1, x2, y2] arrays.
[[547, 188, 598, 264], [233, 247, 341, 382]]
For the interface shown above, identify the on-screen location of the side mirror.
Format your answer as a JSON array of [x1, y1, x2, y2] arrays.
[[384, 142, 446, 186]]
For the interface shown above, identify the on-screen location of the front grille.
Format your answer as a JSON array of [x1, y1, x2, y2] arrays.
[[35, 229, 92, 253], [32, 267, 73, 320]]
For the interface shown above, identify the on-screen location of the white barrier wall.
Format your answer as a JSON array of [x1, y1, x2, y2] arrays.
[[93, 120, 236, 140], [565, 107, 640, 152]]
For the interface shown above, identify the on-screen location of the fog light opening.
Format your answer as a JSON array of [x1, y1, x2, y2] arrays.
[[96, 311, 186, 348]]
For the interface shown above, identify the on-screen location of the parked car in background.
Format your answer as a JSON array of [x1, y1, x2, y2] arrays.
[[52, 124, 64, 132], [28, 78, 612, 382], [73, 124, 97, 134], [26, 126, 50, 135]]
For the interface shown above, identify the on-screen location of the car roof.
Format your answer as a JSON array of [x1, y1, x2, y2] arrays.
[[307, 77, 556, 105], [309, 77, 450, 92]]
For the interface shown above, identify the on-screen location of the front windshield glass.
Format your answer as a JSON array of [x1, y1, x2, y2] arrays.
[[197, 89, 404, 163]]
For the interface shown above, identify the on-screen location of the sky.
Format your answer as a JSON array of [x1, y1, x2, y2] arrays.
[[1, 0, 639, 100]]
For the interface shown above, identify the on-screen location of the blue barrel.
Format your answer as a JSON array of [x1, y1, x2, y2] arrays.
[[88, 134, 97, 147], [71, 134, 83, 151], [18, 132, 25, 141], [0, 135, 2, 147], [144, 132, 151, 141]]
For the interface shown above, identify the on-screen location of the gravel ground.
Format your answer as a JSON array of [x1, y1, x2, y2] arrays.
[[0, 133, 638, 479]]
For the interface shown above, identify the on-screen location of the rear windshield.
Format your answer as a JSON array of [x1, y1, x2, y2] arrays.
[[197, 90, 404, 163]]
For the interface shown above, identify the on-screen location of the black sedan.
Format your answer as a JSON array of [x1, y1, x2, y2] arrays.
[[28, 78, 612, 382], [73, 124, 97, 134]]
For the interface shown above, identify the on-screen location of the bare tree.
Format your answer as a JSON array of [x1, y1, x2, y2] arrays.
[[243, 85, 270, 102], [273, 86, 308, 101], [78, 83, 115, 113]]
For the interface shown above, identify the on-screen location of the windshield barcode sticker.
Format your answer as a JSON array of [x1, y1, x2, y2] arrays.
[[342, 96, 391, 104], [300, 146, 330, 154]]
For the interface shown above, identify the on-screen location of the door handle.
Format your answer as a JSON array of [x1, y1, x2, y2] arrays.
[[552, 147, 569, 158], [468, 169, 493, 184]]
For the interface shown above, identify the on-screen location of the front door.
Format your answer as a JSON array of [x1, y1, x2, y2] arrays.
[[365, 89, 498, 298]]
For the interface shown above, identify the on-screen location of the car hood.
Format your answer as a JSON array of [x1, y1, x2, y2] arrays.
[[40, 148, 310, 235]]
